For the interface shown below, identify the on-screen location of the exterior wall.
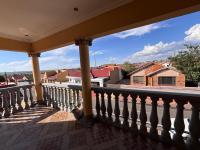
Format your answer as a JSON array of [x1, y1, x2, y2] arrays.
[[176, 73, 185, 87], [57, 71, 68, 82], [109, 69, 123, 84], [131, 70, 145, 76], [156, 69, 179, 77], [130, 70, 145, 85], [147, 77, 153, 86], [130, 75, 145, 86], [66, 76, 82, 83], [152, 76, 158, 86], [129, 63, 185, 87], [43, 71, 57, 83], [150, 70, 185, 87]]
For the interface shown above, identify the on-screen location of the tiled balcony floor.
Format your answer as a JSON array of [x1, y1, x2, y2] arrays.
[[0, 107, 178, 150]]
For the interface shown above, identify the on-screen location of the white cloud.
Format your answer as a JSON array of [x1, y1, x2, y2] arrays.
[[125, 23, 200, 63], [43, 44, 78, 56], [0, 55, 79, 72], [126, 41, 185, 62], [112, 23, 165, 39], [91, 50, 104, 56], [0, 60, 31, 72], [106, 57, 117, 63], [184, 24, 200, 42]]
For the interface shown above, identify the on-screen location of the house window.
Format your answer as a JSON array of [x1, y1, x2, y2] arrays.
[[132, 76, 144, 84], [158, 77, 176, 85]]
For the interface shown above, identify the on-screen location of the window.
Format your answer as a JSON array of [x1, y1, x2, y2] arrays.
[[132, 76, 144, 84], [158, 77, 176, 85]]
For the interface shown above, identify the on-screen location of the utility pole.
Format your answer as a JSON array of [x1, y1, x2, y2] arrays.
[[4, 72, 8, 85], [94, 50, 97, 67]]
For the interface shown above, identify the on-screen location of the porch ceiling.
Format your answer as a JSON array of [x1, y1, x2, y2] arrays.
[[0, 0, 200, 53]]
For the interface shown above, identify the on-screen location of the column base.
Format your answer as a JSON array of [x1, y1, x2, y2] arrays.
[[78, 115, 95, 128], [71, 108, 94, 127], [37, 100, 47, 106]]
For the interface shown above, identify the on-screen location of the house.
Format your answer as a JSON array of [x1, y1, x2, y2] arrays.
[[91, 68, 110, 78], [7, 74, 29, 83], [43, 71, 57, 83], [47, 70, 69, 83], [129, 62, 185, 87], [65, 67, 122, 87]]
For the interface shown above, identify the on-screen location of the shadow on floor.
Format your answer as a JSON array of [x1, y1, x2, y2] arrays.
[[0, 107, 178, 150]]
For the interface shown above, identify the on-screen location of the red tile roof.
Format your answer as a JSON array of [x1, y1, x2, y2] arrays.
[[67, 69, 81, 77], [91, 68, 111, 78]]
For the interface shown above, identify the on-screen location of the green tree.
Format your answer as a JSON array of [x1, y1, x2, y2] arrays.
[[0, 75, 5, 82], [122, 61, 136, 78], [169, 45, 200, 85]]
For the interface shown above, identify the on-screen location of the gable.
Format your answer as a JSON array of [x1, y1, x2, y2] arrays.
[[155, 69, 180, 77], [131, 70, 145, 76]]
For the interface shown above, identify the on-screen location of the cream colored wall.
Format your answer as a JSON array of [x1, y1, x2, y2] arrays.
[[156, 70, 179, 77], [57, 71, 68, 82], [131, 70, 145, 76]]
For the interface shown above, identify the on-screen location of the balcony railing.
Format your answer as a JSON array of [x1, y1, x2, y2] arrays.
[[44, 84, 199, 149], [1, 83, 199, 149], [42, 84, 81, 111], [0, 85, 35, 118]]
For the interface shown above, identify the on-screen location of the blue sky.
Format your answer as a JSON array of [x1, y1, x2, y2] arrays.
[[0, 11, 200, 72]]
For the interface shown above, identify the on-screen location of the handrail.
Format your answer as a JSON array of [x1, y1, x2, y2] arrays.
[[43, 84, 200, 149], [0, 84, 33, 92], [0, 84, 35, 118], [91, 86, 200, 101]]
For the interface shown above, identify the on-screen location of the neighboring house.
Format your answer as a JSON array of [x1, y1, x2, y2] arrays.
[[8, 74, 28, 82], [41, 73, 45, 82], [66, 76, 82, 84], [23, 74, 33, 82], [129, 62, 185, 87], [66, 69, 82, 84], [107, 67, 123, 84], [91, 68, 110, 78], [91, 66, 123, 83], [56, 70, 69, 82], [43, 71, 57, 83], [65, 67, 122, 87]]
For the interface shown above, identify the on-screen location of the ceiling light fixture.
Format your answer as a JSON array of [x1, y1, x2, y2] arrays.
[[74, 7, 78, 12]]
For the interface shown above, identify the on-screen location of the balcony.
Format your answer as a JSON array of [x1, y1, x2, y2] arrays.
[[0, 1, 200, 150], [0, 84, 199, 150]]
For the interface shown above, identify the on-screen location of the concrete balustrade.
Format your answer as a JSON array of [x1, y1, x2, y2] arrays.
[[42, 84, 82, 112], [0, 85, 35, 118], [32, 83, 200, 149], [65, 85, 200, 149]]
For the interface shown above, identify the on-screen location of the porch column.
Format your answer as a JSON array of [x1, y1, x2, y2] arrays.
[[29, 53, 43, 104], [75, 38, 93, 118]]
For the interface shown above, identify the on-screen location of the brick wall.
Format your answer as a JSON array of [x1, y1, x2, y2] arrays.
[[150, 72, 185, 87]]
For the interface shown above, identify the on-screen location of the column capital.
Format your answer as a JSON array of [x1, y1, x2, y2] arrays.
[[75, 38, 92, 46], [28, 53, 41, 57]]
